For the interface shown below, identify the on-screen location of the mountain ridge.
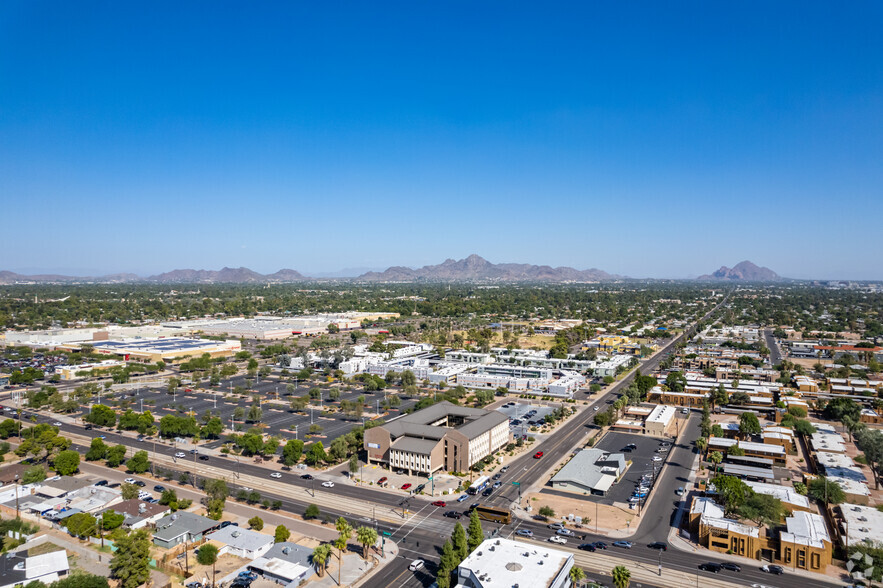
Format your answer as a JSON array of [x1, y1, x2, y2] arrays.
[[697, 260, 782, 281]]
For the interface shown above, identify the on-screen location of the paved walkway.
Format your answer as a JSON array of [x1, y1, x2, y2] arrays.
[[308, 539, 399, 588]]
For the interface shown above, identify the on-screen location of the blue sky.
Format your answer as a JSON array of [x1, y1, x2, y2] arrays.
[[1, 2, 881, 280]]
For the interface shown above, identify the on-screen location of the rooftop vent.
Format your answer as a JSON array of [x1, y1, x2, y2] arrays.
[[232, 531, 241, 538], [282, 547, 291, 555], [171, 514, 178, 521]]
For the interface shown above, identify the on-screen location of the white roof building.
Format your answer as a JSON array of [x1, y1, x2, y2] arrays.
[[455, 538, 573, 588], [781, 511, 831, 549], [205, 526, 274, 560], [744, 481, 810, 511], [839, 504, 883, 548]]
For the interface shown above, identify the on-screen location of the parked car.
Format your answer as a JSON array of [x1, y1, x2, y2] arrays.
[[612, 541, 633, 549], [409, 559, 425, 572], [652, 456, 663, 462], [533, 451, 544, 459], [675, 487, 685, 496], [321, 481, 334, 488], [432, 501, 447, 507], [219, 521, 238, 528], [415, 484, 426, 492], [377, 477, 388, 486], [94, 480, 108, 487], [154, 485, 166, 492], [401, 483, 412, 490], [548, 536, 567, 544], [761, 564, 784, 575], [134, 480, 145, 487], [698, 563, 722, 573], [515, 529, 534, 537], [647, 542, 667, 551]]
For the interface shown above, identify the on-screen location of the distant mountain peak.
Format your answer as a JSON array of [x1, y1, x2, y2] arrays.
[[356, 254, 619, 282], [698, 260, 782, 281]]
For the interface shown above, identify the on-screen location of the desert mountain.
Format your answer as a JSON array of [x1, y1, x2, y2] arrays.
[[357, 254, 617, 282], [698, 260, 782, 281], [0, 270, 140, 284], [147, 267, 306, 283]]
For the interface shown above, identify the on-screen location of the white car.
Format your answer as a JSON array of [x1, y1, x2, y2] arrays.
[[322, 481, 334, 488], [52, 421, 62, 426], [652, 456, 663, 462], [408, 559, 425, 572], [175, 452, 186, 458], [548, 535, 567, 544], [124, 478, 136, 484], [270, 472, 282, 479], [593, 406, 599, 411]]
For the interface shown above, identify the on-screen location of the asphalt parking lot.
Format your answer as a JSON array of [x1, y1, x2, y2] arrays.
[[86, 377, 423, 447], [496, 402, 557, 437], [589, 431, 670, 506]]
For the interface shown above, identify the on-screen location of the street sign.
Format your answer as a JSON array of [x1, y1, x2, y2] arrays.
[[427, 477, 433, 481], [382, 531, 392, 537], [512, 482, 520, 485]]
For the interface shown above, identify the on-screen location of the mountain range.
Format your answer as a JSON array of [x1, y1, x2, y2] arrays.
[[0, 256, 783, 284], [697, 260, 782, 281]]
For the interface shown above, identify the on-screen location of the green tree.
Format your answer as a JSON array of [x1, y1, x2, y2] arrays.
[[738, 412, 761, 436], [66, 512, 97, 538], [86, 404, 117, 427], [612, 565, 631, 588], [539, 505, 555, 517], [438, 540, 456, 588], [22, 465, 46, 484], [248, 515, 264, 530], [54, 450, 80, 476], [664, 371, 686, 392], [708, 451, 723, 469], [247, 405, 263, 423], [305, 442, 327, 465], [739, 493, 787, 527], [711, 475, 753, 515], [196, 542, 219, 588], [49, 574, 110, 588], [126, 450, 150, 474], [570, 566, 587, 585], [120, 483, 139, 500], [356, 526, 378, 559], [85, 437, 108, 461], [467, 510, 483, 552], [275, 525, 291, 543], [203, 478, 228, 520], [349, 454, 359, 480], [283, 439, 304, 466], [101, 510, 125, 532], [855, 427, 883, 489], [106, 444, 128, 468], [451, 521, 468, 563], [334, 517, 352, 585], [808, 476, 846, 504], [110, 528, 152, 588], [304, 503, 321, 520]]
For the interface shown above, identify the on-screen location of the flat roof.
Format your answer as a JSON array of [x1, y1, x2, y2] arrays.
[[457, 538, 572, 588], [93, 337, 229, 353], [722, 464, 775, 480], [840, 505, 883, 547]]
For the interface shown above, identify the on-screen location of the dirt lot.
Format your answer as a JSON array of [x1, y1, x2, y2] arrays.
[[524, 491, 638, 534]]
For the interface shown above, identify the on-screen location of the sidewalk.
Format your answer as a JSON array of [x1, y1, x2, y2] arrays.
[[309, 538, 399, 588]]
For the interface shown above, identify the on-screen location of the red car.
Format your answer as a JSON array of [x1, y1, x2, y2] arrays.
[[432, 501, 447, 507], [401, 483, 412, 490], [534, 451, 544, 459]]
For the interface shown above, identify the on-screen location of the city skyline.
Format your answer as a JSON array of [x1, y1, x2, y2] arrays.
[[1, 2, 881, 280]]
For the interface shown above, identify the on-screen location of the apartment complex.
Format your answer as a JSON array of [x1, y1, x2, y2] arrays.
[[364, 401, 510, 474]]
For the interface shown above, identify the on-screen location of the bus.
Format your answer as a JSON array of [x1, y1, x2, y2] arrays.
[[475, 505, 512, 524], [467, 476, 490, 495]]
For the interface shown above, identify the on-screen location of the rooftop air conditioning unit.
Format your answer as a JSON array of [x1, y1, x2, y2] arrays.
[[232, 531, 241, 538], [282, 547, 291, 555]]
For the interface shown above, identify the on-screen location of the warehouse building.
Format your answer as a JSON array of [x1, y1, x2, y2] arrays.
[[364, 401, 510, 474], [90, 337, 240, 363], [549, 448, 626, 495]]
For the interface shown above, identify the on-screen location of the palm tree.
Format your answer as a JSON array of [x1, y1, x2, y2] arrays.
[[612, 565, 631, 588], [335, 517, 353, 584], [695, 436, 707, 459], [708, 451, 723, 472], [569, 565, 586, 585], [356, 526, 378, 559], [311, 544, 332, 577]]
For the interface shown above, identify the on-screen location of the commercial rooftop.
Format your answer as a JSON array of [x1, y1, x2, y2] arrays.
[[781, 511, 830, 548], [839, 504, 883, 547], [549, 449, 625, 494], [382, 401, 508, 441], [456, 538, 573, 588], [745, 481, 810, 510]]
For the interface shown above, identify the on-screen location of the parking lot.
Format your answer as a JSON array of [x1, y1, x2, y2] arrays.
[[589, 431, 671, 506], [85, 375, 424, 447], [495, 402, 557, 437]]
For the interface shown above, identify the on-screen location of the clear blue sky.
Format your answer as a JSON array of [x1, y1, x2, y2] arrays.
[[1, 1, 881, 280]]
